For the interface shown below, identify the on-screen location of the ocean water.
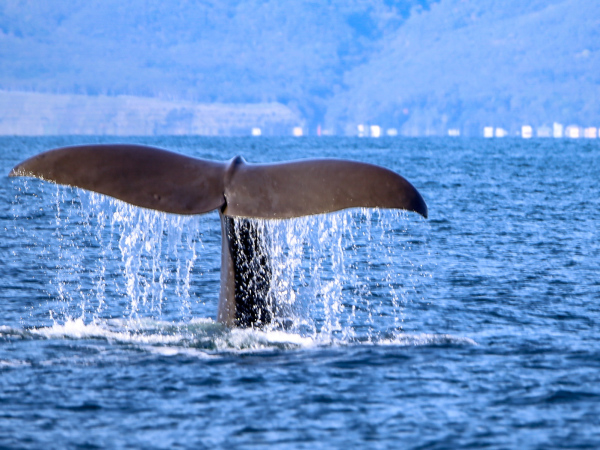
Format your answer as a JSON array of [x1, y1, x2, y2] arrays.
[[1, 136, 600, 448]]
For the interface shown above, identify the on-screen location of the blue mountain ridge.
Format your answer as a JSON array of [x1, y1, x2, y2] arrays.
[[1, 0, 597, 134]]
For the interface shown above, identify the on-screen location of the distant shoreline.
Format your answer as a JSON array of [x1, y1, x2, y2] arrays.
[[0, 91, 302, 137]]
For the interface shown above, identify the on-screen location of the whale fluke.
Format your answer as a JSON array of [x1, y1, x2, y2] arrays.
[[10, 144, 427, 219], [224, 157, 427, 219], [9, 144, 227, 215], [10, 144, 428, 328]]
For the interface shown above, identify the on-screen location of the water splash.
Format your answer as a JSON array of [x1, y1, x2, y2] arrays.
[[14, 186, 211, 325], [11, 183, 432, 343], [248, 209, 430, 341]]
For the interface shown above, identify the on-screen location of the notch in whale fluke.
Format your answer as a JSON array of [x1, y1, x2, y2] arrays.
[[9, 144, 427, 219]]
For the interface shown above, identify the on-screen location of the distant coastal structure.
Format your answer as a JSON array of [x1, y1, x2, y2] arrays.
[[1, 90, 597, 139], [355, 122, 598, 139], [0, 91, 302, 136], [480, 122, 598, 139]]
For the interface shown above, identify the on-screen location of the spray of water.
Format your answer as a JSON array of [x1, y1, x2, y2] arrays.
[[11, 183, 431, 344], [246, 209, 429, 341]]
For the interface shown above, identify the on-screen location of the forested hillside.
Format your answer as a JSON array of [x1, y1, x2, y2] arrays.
[[328, 0, 600, 135], [1, 0, 434, 129], [1, 0, 597, 135]]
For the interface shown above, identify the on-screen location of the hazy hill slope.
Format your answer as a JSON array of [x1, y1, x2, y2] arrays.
[[0, 91, 299, 135], [0, 0, 597, 135], [0, 0, 434, 127], [326, 0, 600, 135]]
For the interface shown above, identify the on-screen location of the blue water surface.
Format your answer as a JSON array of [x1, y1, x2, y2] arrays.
[[1, 136, 600, 448]]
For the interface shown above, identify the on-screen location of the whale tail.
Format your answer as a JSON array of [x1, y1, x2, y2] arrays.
[[9, 144, 427, 219], [10, 144, 428, 327]]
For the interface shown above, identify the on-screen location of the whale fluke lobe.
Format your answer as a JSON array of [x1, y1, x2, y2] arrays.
[[10, 144, 428, 328], [9, 144, 227, 215], [224, 158, 428, 219]]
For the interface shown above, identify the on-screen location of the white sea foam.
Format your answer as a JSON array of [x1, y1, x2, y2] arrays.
[[7, 317, 476, 357], [0, 359, 31, 368], [381, 333, 478, 347], [19, 317, 314, 353]]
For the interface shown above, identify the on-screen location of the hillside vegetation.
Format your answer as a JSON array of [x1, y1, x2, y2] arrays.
[[1, 0, 597, 135], [329, 0, 600, 135]]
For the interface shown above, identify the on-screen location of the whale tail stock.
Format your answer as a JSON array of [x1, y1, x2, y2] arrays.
[[10, 144, 428, 327]]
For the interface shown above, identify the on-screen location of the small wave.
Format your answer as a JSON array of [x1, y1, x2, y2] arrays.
[[7, 318, 316, 354], [0, 359, 31, 368], [213, 327, 316, 351], [2, 319, 476, 356], [29, 318, 190, 345], [380, 333, 478, 347]]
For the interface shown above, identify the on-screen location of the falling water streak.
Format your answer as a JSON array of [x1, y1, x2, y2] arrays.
[[309, 215, 341, 337], [28, 188, 206, 324], [363, 208, 375, 338], [238, 209, 429, 342], [169, 214, 199, 320], [261, 216, 315, 333], [9, 179, 58, 324], [51, 185, 88, 321], [387, 211, 406, 329], [144, 207, 166, 314], [11, 181, 431, 340], [107, 199, 203, 321], [78, 193, 108, 318], [377, 210, 408, 333]]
